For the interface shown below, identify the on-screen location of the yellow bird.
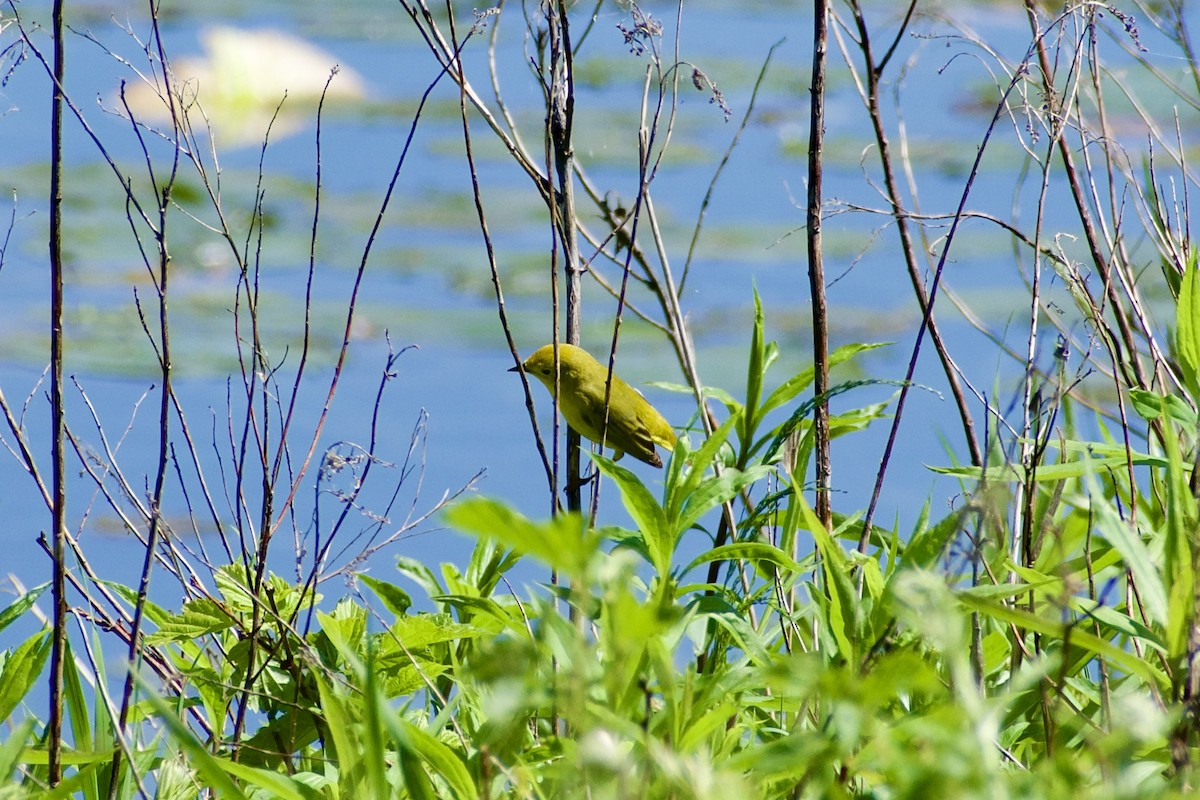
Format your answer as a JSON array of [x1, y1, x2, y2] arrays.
[[511, 343, 676, 468]]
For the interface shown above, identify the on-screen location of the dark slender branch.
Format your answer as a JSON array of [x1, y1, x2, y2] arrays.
[[875, 0, 918, 74], [549, 0, 584, 513], [808, 0, 832, 530], [47, 0, 66, 784], [275, 71, 336, 495]]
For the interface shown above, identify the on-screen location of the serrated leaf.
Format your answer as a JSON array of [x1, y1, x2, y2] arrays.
[[390, 612, 481, 650], [146, 598, 236, 644]]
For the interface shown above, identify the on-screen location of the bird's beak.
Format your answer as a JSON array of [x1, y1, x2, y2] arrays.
[[508, 364, 521, 373]]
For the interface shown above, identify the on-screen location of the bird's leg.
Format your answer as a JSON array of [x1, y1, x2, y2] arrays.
[[564, 466, 599, 496]]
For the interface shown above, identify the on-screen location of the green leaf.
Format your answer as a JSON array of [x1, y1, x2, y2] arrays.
[[218, 760, 324, 799], [683, 542, 804, 575], [315, 602, 366, 668], [444, 497, 598, 577], [742, 288, 767, 447], [1129, 389, 1197, 426], [902, 506, 961, 570], [0, 628, 51, 724], [761, 378, 905, 465], [363, 642, 389, 800], [1088, 483, 1168, 628], [395, 556, 446, 598], [759, 342, 889, 418], [141, 686, 250, 799], [432, 595, 516, 629], [1156, 393, 1197, 659], [146, 598, 236, 644], [387, 718, 476, 800], [361, 575, 413, 617], [798, 492, 856, 662], [312, 668, 366, 791], [63, 640, 98, 772], [676, 465, 771, 535], [1066, 596, 1166, 653], [592, 454, 673, 574], [0, 718, 33, 780], [101, 580, 172, 627], [696, 605, 772, 666], [0, 584, 47, 635], [701, 384, 742, 414], [213, 566, 257, 613], [931, 451, 1169, 482], [856, 554, 885, 602], [29, 761, 108, 799], [665, 411, 741, 527], [390, 612, 481, 650], [1177, 259, 1200, 387]]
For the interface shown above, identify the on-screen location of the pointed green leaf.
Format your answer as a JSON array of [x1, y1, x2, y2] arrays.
[[0, 628, 51, 723], [361, 575, 413, 617], [1177, 260, 1200, 385], [445, 497, 596, 577], [0, 718, 33, 779], [793, 489, 856, 662], [742, 289, 766, 444], [683, 542, 804, 575], [677, 465, 771, 534], [760, 342, 889, 417], [387, 718, 476, 800], [902, 508, 962, 570], [667, 411, 741, 523], [140, 686, 250, 799], [593, 454, 672, 574], [1156, 393, 1197, 658], [1129, 389, 1197, 426], [0, 584, 47, 635], [1086, 473, 1168, 627]]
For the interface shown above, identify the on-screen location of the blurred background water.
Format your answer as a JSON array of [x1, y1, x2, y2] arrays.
[[0, 0, 1194, 617]]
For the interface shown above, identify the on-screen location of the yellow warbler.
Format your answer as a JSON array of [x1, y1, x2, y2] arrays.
[[510, 343, 676, 468]]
